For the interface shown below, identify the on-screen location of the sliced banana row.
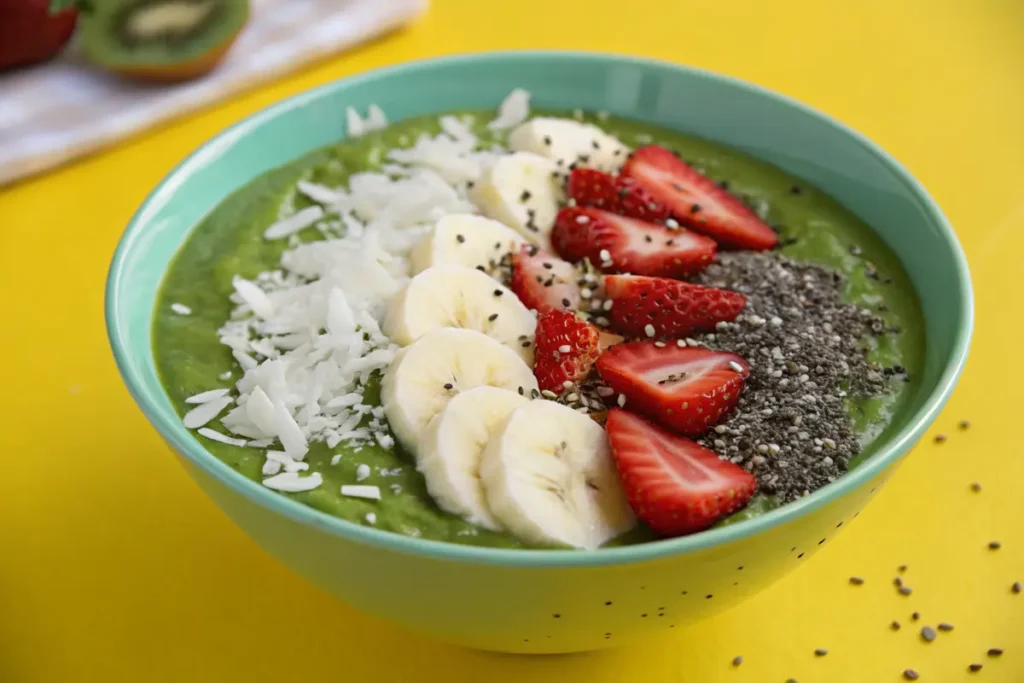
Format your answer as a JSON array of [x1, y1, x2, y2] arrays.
[[377, 124, 636, 548]]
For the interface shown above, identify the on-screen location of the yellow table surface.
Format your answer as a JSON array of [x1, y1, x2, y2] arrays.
[[1, 0, 1021, 680]]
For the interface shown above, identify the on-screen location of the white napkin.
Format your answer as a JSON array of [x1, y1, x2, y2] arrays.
[[0, 0, 428, 186]]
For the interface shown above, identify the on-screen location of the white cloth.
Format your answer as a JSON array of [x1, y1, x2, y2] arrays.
[[0, 0, 427, 186]]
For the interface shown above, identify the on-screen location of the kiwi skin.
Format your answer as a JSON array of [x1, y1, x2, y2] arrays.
[[82, 0, 248, 83], [113, 34, 236, 82]]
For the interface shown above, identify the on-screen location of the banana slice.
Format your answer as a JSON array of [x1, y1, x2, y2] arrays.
[[409, 214, 526, 275], [381, 327, 538, 456], [470, 152, 565, 250], [383, 264, 537, 364], [418, 386, 530, 530], [480, 400, 636, 549], [508, 117, 631, 173]]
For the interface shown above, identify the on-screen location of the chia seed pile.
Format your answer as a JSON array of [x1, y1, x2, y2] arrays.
[[688, 251, 905, 502]]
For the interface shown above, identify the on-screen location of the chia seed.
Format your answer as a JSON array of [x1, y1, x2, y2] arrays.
[[691, 252, 895, 502]]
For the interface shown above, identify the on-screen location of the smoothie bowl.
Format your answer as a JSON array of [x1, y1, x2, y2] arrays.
[[107, 51, 971, 653]]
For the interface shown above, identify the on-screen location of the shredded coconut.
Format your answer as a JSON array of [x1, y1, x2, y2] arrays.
[[170, 303, 191, 315], [264, 205, 325, 241], [197, 428, 247, 447], [185, 388, 230, 404], [341, 485, 381, 500], [183, 396, 233, 428], [263, 471, 323, 492], [488, 88, 531, 131]]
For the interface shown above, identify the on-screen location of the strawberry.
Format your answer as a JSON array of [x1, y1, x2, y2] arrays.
[[567, 168, 670, 222], [604, 274, 745, 338], [551, 207, 717, 279], [621, 146, 778, 251], [532, 309, 602, 393], [0, 0, 77, 71], [605, 408, 757, 536], [509, 244, 581, 313], [596, 341, 749, 435]]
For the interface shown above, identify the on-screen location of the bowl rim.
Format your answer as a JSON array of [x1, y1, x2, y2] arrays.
[[106, 49, 973, 568]]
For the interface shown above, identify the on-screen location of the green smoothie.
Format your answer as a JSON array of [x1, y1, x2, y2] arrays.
[[153, 111, 924, 549]]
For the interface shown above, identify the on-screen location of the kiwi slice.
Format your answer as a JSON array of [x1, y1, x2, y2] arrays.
[[80, 0, 248, 81]]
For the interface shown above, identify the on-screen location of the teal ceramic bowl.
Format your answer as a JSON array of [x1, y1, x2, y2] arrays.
[[106, 51, 972, 653]]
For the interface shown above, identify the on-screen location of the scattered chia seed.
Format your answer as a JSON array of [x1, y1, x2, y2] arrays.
[[1012, 581, 1021, 594], [987, 648, 1003, 657], [849, 576, 865, 585], [969, 663, 983, 672], [899, 586, 913, 596], [732, 656, 743, 667], [899, 564, 908, 573], [912, 612, 920, 621], [934, 433, 947, 444], [971, 482, 982, 492], [959, 419, 971, 430], [921, 626, 937, 642], [937, 623, 954, 632], [814, 648, 828, 657], [891, 621, 901, 631], [989, 541, 1002, 550], [903, 670, 919, 681], [690, 251, 897, 502]]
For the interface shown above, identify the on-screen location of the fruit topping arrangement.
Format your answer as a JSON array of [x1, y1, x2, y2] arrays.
[[382, 130, 784, 546]]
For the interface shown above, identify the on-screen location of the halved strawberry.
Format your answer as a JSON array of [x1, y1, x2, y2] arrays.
[[605, 408, 757, 536], [552, 207, 717, 279], [509, 245, 581, 313], [533, 309, 601, 392], [621, 146, 778, 251], [596, 341, 749, 435], [604, 274, 745, 338], [567, 168, 670, 222]]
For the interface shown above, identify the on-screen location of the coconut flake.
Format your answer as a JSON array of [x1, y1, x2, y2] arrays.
[[243, 386, 277, 435], [274, 401, 308, 460], [297, 180, 345, 206], [185, 388, 230, 404], [183, 396, 233, 429], [170, 303, 192, 315], [366, 104, 388, 132], [264, 205, 325, 240], [341, 485, 381, 500], [263, 471, 323, 492], [197, 427, 247, 447], [488, 88, 531, 130]]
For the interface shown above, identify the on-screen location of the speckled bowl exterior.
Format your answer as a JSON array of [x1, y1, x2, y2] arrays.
[[106, 51, 972, 653]]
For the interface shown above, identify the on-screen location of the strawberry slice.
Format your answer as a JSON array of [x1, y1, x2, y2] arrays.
[[604, 274, 745, 338], [567, 168, 670, 222], [621, 146, 778, 251], [596, 341, 749, 435], [509, 244, 581, 313], [533, 309, 601, 392], [552, 207, 717, 279], [605, 408, 757, 536]]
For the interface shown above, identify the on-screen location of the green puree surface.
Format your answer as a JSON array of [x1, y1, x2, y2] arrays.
[[153, 111, 925, 549]]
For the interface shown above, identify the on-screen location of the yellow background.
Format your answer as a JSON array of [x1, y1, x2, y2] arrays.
[[1, 0, 1021, 680]]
